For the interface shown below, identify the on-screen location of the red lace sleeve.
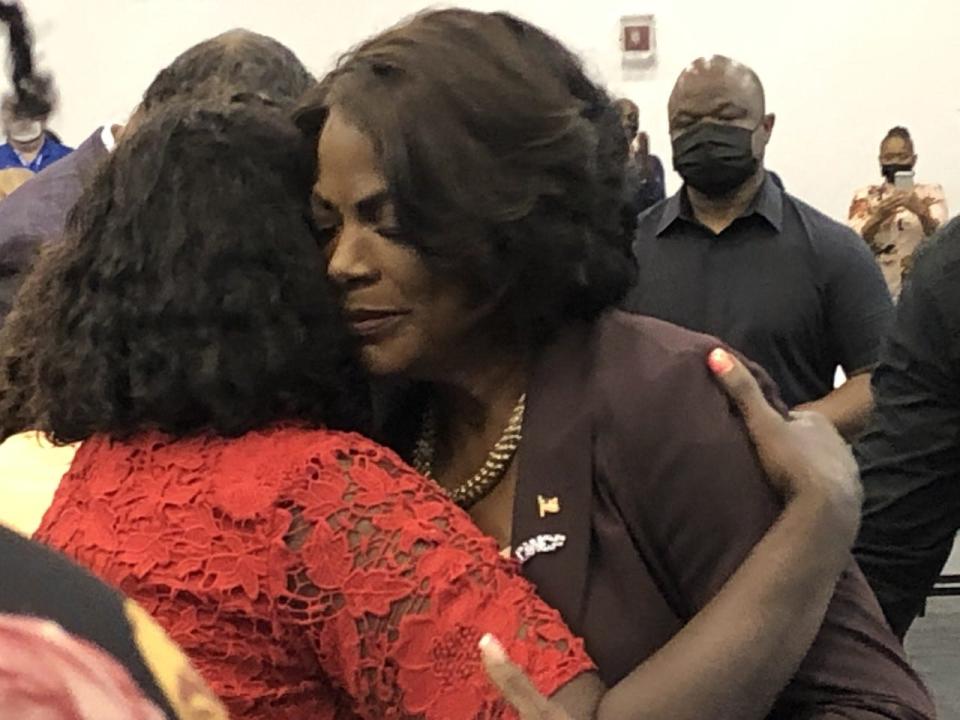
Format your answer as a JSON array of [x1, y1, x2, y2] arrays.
[[269, 432, 595, 720]]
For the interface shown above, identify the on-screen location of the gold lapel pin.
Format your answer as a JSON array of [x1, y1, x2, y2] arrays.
[[538, 495, 560, 518]]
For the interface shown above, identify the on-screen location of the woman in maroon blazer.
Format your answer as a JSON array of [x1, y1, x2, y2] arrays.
[[3, 94, 878, 720], [298, 9, 934, 719]]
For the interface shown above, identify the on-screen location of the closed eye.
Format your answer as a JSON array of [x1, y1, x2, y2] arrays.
[[310, 196, 341, 245], [374, 225, 405, 242], [671, 113, 697, 130], [305, 215, 339, 247]]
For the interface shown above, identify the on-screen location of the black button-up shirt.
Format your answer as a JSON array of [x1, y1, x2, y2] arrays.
[[625, 174, 894, 407], [854, 216, 960, 637]]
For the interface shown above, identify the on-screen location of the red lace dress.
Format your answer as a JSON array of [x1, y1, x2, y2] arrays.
[[34, 427, 593, 719]]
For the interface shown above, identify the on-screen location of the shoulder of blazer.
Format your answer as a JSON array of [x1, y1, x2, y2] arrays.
[[528, 310, 729, 462], [589, 310, 726, 426], [522, 310, 733, 521]]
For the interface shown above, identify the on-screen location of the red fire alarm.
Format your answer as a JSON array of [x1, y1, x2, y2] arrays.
[[624, 24, 650, 52], [620, 14, 656, 65]]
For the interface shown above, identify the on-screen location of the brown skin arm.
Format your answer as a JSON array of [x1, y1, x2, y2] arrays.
[[487, 351, 862, 720], [796, 370, 874, 441], [861, 213, 887, 246], [902, 194, 941, 236], [863, 193, 939, 245], [860, 196, 901, 246]]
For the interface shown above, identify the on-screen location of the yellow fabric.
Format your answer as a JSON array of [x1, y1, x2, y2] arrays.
[[0, 432, 77, 535], [0, 167, 33, 199], [124, 601, 229, 720]]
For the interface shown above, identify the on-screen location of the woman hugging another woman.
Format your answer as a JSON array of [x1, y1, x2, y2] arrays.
[[0, 9, 907, 720]]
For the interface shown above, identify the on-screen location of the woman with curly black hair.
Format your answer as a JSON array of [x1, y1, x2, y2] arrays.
[[3, 89, 864, 720], [295, 9, 932, 720]]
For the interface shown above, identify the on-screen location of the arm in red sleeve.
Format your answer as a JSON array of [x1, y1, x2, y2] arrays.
[[270, 431, 594, 720]]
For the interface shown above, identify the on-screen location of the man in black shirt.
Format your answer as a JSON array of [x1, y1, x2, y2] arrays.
[[625, 56, 892, 439], [854, 217, 960, 638]]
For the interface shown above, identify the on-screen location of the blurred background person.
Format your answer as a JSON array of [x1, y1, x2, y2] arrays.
[[615, 98, 664, 214], [0, 3, 70, 173], [0, 94, 71, 172], [848, 126, 948, 299], [0, 0, 75, 327]]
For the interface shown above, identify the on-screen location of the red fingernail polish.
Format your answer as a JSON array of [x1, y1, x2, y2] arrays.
[[708, 348, 735, 375]]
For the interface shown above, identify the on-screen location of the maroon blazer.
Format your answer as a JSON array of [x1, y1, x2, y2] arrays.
[[508, 311, 933, 719]]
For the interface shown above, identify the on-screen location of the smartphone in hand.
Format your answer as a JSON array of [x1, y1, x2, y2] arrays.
[[894, 170, 915, 191]]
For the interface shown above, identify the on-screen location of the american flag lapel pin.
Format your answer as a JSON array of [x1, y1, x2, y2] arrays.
[[537, 495, 560, 518]]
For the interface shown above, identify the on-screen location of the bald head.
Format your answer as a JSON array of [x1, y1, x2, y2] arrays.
[[215, 28, 260, 47], [668, 55, 766, 135], [666, 55, 775, 197], [141, 29, 313, 112]]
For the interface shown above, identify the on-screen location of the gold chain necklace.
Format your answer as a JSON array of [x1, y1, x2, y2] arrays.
[[412, 393, 526, 510]]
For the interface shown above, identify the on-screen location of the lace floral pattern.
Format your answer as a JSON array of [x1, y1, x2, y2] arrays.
[[35, 427, 593, 720]]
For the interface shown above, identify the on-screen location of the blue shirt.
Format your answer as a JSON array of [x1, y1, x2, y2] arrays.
[[0, 134, 73, 173]]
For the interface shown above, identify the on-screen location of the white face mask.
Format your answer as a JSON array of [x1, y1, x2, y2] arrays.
[[8, 120, 43, 144]]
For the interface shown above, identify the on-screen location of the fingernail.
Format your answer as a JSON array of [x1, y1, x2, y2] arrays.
[[708, 348, 735, 376], [479, 633, 507, 662]]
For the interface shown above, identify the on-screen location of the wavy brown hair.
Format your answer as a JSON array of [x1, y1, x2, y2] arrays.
[[295, 9, 636, 351]]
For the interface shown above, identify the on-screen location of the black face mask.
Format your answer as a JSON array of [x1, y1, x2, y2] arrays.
[[672, 123, 759, 197], [881, 163, 913, 184]]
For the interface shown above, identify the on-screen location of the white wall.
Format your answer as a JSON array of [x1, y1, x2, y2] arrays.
[[8, 0, 960, 221]]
